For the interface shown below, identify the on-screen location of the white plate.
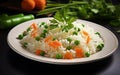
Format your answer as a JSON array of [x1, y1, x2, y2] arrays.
[[7, 17, 119, 65]]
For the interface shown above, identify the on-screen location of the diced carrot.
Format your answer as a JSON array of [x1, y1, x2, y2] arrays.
[[53, 40, 62, 46], [49, 42, 56, 48], [44, 36, 52, 42], [31, 30, 37, 38], [82, 30, 89, 36], [86, 36, 91, 44], [35, 49, 41, 55], [48, 40, 62, 48], [30, 23, 38, 30], [74, 47, 84, 58], [30, 23, 38, 38], [64, 52, 73, 59]]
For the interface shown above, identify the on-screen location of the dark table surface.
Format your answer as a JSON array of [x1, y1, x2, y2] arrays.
[[0, 1, 120, 75]]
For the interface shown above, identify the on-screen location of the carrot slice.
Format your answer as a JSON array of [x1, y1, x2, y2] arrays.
[[74, 47, 84, 58], [64, 52, 73, 59], [82, 30, 89, 36], [31, 30, 37, 38], [86, 36, 91, 44], [30, 23, 38, 38], [35, 49, 41, 55], [30, 23, 38, 30], [44, 36, 52, 42], [49, 40, 62, 48]]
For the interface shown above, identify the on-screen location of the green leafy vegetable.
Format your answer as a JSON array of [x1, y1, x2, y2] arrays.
[[36, 0, 120, 32]]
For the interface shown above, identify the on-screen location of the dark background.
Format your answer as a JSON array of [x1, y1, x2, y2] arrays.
[[0, 0, 120, 75]]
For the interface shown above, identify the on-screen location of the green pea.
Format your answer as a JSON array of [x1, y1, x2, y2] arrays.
[[35, 36, 40, 41], [56, 53, 62, 59], [67, 37, 72, 43], [40, 51, 45, 56], [74, 40, 80, 45], [17, 34, 23, 40], [66, 46, 72, 50], [85, 52, 90, 57]]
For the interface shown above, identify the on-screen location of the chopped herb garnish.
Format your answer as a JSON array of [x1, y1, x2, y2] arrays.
[[67, 38, 72, 43], [50, 19, 58, 24], [50, 25, 57, 30], [53, 8, 77, 31], [56, 53, 62, 59], [66, 46, 72, 50], [74, 40, 80, 45]]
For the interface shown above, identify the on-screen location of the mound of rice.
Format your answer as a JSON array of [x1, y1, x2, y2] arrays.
[[17, 19, 104, 59]]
